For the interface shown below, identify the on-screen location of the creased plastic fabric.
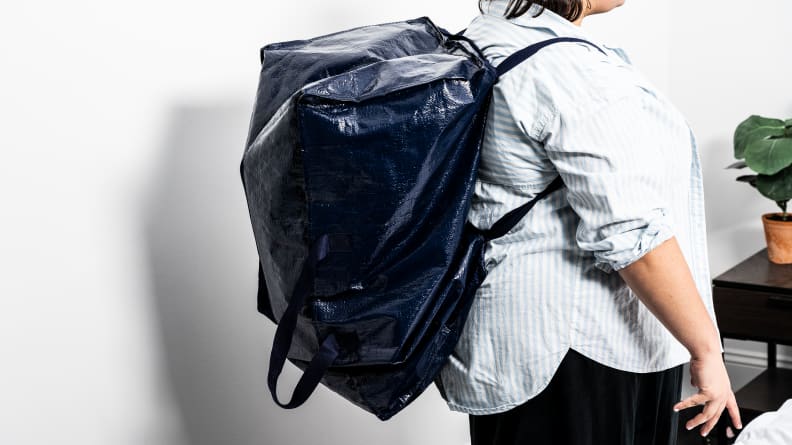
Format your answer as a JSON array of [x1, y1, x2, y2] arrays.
[[240, 17, 499, 420]]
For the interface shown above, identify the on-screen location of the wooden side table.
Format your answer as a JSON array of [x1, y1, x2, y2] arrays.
[[709, 248, 792, 443]]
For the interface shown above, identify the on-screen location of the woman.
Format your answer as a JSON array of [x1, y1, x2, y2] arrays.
[[434, 1, 743, 444]]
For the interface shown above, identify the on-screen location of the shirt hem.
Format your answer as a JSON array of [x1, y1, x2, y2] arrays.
[[440, 346, 690, 415]]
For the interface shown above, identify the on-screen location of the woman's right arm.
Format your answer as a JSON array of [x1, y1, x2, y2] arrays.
[[617, 235, 742, 438], [533, 59, 742, 438], [531, 45, 743, 438]]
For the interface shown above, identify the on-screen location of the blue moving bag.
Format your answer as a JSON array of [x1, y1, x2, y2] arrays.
[[239, 16, 605, 421]]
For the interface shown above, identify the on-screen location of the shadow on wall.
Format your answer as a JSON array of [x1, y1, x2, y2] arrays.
[[140, 101, 467, 445], [695, 130, 792, 275], [696, 134, 764, 273]]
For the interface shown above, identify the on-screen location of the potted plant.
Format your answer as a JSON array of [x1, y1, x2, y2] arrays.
[[727, 115, 792, 264]]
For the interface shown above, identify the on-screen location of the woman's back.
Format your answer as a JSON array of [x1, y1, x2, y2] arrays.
[[436, 0, 721, 415]]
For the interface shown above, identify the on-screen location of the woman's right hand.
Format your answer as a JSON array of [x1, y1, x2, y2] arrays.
[[615, 238, 743, 437], [673, 351, 743, 437]]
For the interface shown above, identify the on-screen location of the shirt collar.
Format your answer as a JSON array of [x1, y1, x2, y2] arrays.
[[482, 0, 631, 64], [483, 0, 592, 39]]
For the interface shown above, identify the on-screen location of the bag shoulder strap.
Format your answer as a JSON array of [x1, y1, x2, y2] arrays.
[[497, 36, 607, 78], [480, 37, 605, 239], [479, 175, 564, 241], [443, 26, 607, 78]]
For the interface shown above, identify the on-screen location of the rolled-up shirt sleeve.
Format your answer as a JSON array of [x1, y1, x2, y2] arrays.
[[539, 92, 677, 273]]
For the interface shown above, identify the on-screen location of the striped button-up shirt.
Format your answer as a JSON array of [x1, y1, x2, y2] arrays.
[[436, 0, 723, 415]]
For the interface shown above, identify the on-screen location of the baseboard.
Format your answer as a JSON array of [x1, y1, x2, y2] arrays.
[[724, 344, 792, 369]]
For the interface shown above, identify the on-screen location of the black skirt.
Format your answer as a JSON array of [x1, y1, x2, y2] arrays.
[[468, 348, 684, 445]]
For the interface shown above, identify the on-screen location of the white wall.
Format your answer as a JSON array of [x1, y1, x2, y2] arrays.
[[666, 0, 792, 368], [669, 0, 792, 267], [2, 1, 789, 444]]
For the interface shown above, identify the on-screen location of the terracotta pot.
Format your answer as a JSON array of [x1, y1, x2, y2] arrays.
[[762, 213, 792, 264]]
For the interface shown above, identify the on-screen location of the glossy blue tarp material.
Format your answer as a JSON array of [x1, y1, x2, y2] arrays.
[[239, 16, 598, 420]]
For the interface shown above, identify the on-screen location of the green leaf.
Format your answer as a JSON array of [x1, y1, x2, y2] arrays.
[[785, 118, 792, 127], [744, 136, 792, 174], [734, 115, 785, 159], [736, 174, 758, 188], [725, 160, 747, 169], [755, 165, 792, 202]]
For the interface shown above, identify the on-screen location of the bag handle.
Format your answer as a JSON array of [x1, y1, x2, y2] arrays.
[[241, 157, 340, 409], [266, 233, 341, 409]]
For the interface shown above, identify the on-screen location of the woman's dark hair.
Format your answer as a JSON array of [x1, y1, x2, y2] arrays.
[[478, 0, 584, 22]]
